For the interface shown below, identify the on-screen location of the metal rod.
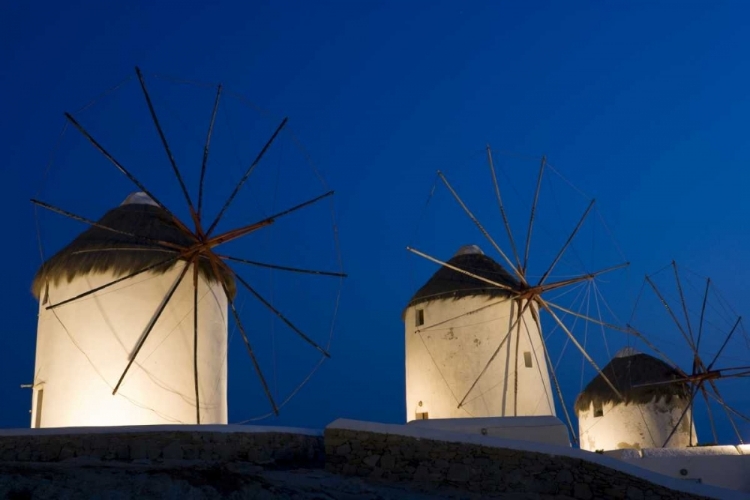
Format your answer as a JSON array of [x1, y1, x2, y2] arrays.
[[672, 261, 696, 349], [135, 66, 198, 227], [112, 262, 191, 395], [219, 254, 348, 278], [523, 155, 545, 273], [437, 170, 524, 284], [233, 272, 330, 358], [199, 84, 223, 219], [537, 199, 595, 287], [457, 299, 531, 408], [206, 117, 288, 236], [406, 246, 517, 293], [487, 145, 522, 271], [539, 298, 624, 400]]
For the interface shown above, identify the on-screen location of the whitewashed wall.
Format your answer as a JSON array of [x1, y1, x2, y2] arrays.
[[606, 446, 750, 493], [404, 295, 554, 422], [32, 263, 228, 427], [578, 397, 698, 452]]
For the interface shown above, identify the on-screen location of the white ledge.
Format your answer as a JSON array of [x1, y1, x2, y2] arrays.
[[0, 424, 322, 438], [326, 418, 748, 500]]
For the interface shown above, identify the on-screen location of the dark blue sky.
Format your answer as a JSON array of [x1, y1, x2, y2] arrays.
[[2, 1, 750, 443]]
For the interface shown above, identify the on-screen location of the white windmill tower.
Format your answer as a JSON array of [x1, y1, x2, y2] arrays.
[[404, 244, 554, 421], [32, 192, 232, 427], [404, 148, 632, 447], [575, 346, 698, 452], [609, 262, 750, 449], [29, 67, 345, 428]]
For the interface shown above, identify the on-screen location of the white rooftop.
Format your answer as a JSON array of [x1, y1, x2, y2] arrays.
[[120, 192, 159, 207], [454, 244, 484, 257]]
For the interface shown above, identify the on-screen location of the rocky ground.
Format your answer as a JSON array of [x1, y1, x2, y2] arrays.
[[0, 459, 592, 499]]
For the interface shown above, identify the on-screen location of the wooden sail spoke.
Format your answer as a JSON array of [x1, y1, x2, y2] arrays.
[[523, 156, 545, 274], [700, 386, 719, 445], [672, 261, 696, 348], [135, 66, 198, 227], [112, 261, 192, 395], [457, 299, 532, 408], [224, 283, 279, 416], [198, 84, 222, 220], [537, 262, 629, 295], [31, 199, 185, 251], [406, 247, 517, 293], [46, 252, 183, 310], [661, 383, 701, 448], [206, 117, 289, 236], [529, 306, 579, 445], [233, 272, 330, 358], [486, 145, 522, 272], [645, 275, 694, 351], [192, 263, 201, 424], [707, 316, 743, 371], [538, 298, 624, 401], [437, 170, 525, 284], [219, 254, 348, 278], [704, 383, 746, 444], [63, 111, 195, 239], [696, 278, 711, 352], [207, 191, 334, 249], [537, 199, 595, 287]]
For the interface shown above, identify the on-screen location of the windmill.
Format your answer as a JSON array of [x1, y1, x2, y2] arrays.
[[404, 146, 632, 445], [624, 262, 750, 447], [29, 67, 345, 427]]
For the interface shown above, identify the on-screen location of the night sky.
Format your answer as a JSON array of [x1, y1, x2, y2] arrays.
[[2, 1, 749, 443]]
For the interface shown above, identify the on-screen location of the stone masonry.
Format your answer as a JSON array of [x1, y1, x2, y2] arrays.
[[0, 430, 323, 467], [324, 426, 712, 500]]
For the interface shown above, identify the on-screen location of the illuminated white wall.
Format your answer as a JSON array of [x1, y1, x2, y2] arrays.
[[578, 398, 698, 452], [32, 263, 228, 428], [404, 295, 555, 423]]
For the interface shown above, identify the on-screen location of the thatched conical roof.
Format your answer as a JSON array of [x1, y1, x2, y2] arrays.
[[406, 245, 520, 309], [574, 347, 690, 413], [32, 192, 235, 299]]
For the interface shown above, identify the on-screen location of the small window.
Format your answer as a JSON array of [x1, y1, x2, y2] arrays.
[[415, 309, 424, 327], [416, 411, 429, 420], [523, 351, 532, 368], [593, 401, 603, 418]]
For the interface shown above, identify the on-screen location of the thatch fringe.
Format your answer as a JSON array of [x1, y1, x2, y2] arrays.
[[32, 203, 236, 299], [574, 352, 690, 413], [405, 252, 519, 313], [401, 253, 519, 319]]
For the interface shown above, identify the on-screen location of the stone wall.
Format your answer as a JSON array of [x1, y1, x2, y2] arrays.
[[325, 419, 720, 500], [0, 428, 323, 468]]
